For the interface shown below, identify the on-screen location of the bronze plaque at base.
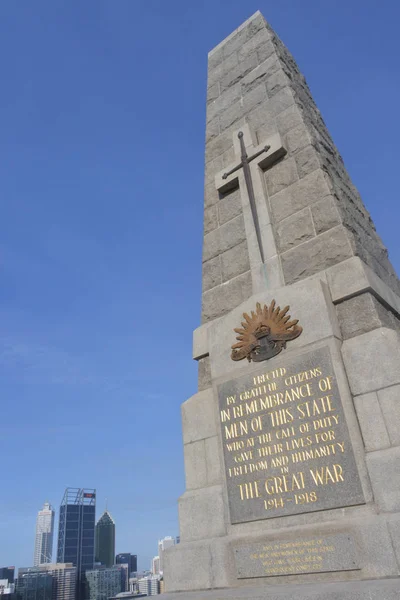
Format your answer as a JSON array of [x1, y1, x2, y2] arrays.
[[234, 534, 360, 578], [217, 346, 364, 524]]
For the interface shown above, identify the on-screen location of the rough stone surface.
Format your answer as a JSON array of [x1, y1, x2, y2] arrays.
[[366, 446, 400, 512], [217, 187, 242, 225], [269, 169, 331, 223], [342, 328, 400, 396], [220, 240, 250, 282], [378, 385, 400, 447], [182, 388, 217, 445], [205, 435, 222, 485], [354, 392, 390, 452], [198, 355, 211, 391], [311, 196, 342, 235], [163, 578, 400, 599], [202, 270, 252, 323], [335, 293, 397, 340], [203, 256, 222, 292], [275, 207, 315, 253], [184, 440, 207, 490], [281, 225, 353, 285], [179, 485, 226, 542], [264, 156, 298, 196]]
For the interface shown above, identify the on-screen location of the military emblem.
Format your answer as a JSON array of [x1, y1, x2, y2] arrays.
[[231, 300, 302, 363]]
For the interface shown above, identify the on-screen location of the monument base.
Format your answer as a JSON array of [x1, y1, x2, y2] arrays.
[[162, 578, 400, 600]]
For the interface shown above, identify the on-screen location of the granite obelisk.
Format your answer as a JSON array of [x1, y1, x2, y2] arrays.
[[164, 11, 400, 600]]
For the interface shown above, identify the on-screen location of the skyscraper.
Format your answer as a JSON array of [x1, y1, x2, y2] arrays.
[[34, 503, 55, 566], [84, 567, 124, 600], [115, 555, 137, 577], [94, 511, 115, 568], [17, 565, 77, 600], [57, 488, 96, 600]]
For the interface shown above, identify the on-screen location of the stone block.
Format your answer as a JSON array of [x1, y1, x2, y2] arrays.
[[378, 385, 400, 446], [311, 195, 341, 234], [217, 187, 242, 225], [193, 321, 212, 360], [182, 388, 217, 445], [285, 123, 311, 154], [342, 328, 400, 396], [275, 207, 315, 253], [163, 540, 212, 592], [220, 240, 250, 283], [207, 83, 241, 123], [206, 117, 220, 143], [256, 40, 276, 63], [219, 214, 246, 254], [207, 82, 220, 104], [202, 228, 220, 262], [237, 27, 271, 62], [198, 356, 211, 391], [276, 104, 304, 134], [184, 439, 207, 490], [220, 53, 259, 92], [281, 225, 353, 285], [267, 86, 295, 117], [270, 168, 331, 223], [208, 51, 239, 88], [205, 435, 222, 485], [354, 392, 390, 452], [204, 181, 219, 209], [264, 156, 298, 196], [387, 513, 400, 569], [366, 446, 400, 512], [336, 293, 395, 340], [295, 144, 320, 178], [265, 69, 290, 98], [242, 83, 267, 113], [328, 257, 400, 316], [219, 99, 244, 132], [205, 129, 233, 163], [203, 255, 222, 292], [241, 55, 279, 93], [178, 485, 226, 542], [204, 205, 218, 235], [201, 270, 252, 323], [246, 105, 278, 137]]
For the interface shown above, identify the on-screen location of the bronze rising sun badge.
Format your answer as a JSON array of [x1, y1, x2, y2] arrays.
[[231, 300, 302, 363]]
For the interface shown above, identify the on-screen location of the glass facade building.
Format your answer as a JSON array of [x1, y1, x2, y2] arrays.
[[115, 555, 137, 577], [94, 511, 115, 568], [0, 567, 15, 584], [84, 567, 123, 600], [56, 489, 96, 600], [16, 570, 53, 600]]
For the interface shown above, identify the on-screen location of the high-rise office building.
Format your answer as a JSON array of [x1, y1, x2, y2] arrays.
[[16, 569, 53, 600], [95, 511, 115, 568], [137, 576, 160, 596], [0, 568, 14, 585], [115, 555, 137, 577], [57, 488, 96, 600], [157, 537, 175, 574], [84, 567, 124, 600], [16, 565, 76, 600], [34, 503, 55, 566]]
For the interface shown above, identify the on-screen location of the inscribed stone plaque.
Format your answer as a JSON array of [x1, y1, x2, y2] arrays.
[[217, 346, 364, 524], [234, 533, 360, 578]]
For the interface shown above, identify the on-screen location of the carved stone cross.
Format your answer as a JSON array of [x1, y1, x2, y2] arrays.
[[215, 126, 286, 290]]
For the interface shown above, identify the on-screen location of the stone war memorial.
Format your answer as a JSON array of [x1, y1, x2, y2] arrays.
[[163, 11, 400, 600]]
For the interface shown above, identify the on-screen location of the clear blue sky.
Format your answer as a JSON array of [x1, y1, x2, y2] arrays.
[[0, 0, 399, 572]]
